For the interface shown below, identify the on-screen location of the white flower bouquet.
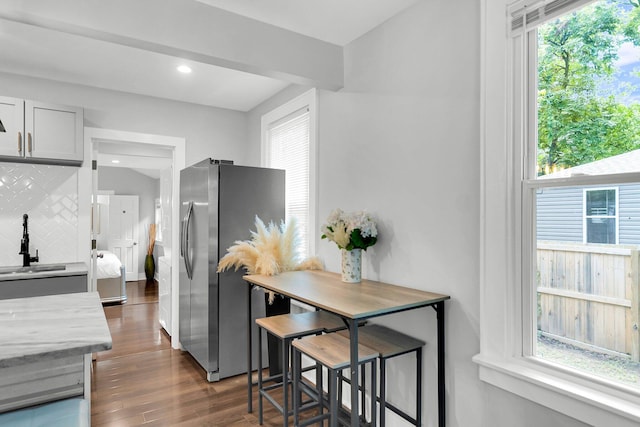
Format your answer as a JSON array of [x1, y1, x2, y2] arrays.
[[321, 209, 378, 251]]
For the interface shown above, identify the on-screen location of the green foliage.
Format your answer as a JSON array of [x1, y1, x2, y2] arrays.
[[537, 0, 640, 174], [347, 229, 377, 252]]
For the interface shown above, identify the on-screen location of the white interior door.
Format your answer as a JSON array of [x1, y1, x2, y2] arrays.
[[108, 195, 139, 281]]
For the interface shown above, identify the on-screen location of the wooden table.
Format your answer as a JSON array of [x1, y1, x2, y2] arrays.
[[244, 270, 450, 427]]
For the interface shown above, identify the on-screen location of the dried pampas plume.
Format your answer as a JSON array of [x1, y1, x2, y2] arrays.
[[217, 216, 323, 303]]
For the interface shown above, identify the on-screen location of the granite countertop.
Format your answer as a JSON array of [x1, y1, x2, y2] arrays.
[[0, 262, 88, 282], [0, 292, 112, 368]]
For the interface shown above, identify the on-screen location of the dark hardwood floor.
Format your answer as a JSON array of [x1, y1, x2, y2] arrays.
[[91, 280, 293, 426]]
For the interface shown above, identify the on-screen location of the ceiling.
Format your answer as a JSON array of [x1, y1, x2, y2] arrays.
[[0, 0, 419, 112], [0, 0, 419, 174]]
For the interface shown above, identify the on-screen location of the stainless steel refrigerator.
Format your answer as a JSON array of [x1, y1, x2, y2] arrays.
[[179, 159, 285, 381]]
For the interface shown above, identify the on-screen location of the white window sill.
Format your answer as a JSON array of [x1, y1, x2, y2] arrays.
[[473, 353, 640, 427]]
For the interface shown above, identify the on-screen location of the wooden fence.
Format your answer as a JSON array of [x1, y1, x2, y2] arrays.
[[537, 241, 640, 361]]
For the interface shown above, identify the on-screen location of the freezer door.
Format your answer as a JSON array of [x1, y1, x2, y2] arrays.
[[216, 165, 285, 379]]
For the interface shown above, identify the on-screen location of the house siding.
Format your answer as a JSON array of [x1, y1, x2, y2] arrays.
[[536, 186, 583, 242], [618, 183, 640, 245], [537, 184, 640, 246]]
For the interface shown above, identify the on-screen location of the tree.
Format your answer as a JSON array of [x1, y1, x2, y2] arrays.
[[537, 0, 640, 174]]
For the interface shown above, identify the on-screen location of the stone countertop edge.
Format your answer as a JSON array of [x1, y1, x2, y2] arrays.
[[0, 262, 88, 282], [0, 291, 112, 368]]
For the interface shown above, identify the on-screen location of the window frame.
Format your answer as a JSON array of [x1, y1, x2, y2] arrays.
[[476, 1, 640, 425], [260, 89, 318, 258], [583, 187, 619, 244]]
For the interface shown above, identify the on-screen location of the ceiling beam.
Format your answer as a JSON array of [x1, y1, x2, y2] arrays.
[[0, 0, 344, 90]]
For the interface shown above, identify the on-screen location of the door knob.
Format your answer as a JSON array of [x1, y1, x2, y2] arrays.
[[133, 242, 137, 245]]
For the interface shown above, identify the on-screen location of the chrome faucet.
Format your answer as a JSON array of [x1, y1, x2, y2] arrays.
[[19, 214, 39, 267]]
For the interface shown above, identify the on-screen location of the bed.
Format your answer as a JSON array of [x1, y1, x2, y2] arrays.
[[96, 250, 127, 304]]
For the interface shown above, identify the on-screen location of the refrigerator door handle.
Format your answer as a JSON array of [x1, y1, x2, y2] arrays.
[[183, 201, 194, 280]]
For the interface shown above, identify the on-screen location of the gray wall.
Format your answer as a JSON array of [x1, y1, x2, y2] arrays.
[[98, 166, 158, 279]]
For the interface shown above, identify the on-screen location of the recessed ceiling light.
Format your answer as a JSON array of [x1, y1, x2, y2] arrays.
[[177, 65, 192, 74], [111, 160, 120, 164]]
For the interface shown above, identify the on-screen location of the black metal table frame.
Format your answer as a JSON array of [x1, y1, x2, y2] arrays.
[[245, 283, 447, 427]]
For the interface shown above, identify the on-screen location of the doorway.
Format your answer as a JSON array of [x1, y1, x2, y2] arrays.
[[82, 127, 185, 349]]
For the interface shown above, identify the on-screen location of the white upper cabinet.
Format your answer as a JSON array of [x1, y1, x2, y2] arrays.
[[0, 96, 83, 166], [0, 97, 25, 159]]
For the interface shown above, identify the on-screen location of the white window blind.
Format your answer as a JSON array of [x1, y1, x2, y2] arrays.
[[509, 0, 594, 35], [267, 107, 311, 257]]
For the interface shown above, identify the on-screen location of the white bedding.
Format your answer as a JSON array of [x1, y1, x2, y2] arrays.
[[97, 251, 123, 279]]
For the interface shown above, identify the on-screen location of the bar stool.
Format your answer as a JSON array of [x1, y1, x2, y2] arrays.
[[339, 325, 426, 426], [255, 311, 347, 427], [292, 332, 378, 427]]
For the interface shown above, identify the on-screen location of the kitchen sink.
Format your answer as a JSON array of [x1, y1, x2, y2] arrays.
[[0, 264, 67, 275]]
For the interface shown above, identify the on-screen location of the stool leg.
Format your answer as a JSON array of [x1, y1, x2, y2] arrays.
[[283, 337, 290, 427], [337, 369, 342, 414], [316, 363, 323, 417], [292, 347, 300, 427], [380, 357, 386, 427], [417, 347, 422, 427], [360, 363, 366, 422], [371, 359, 377, 427], [329, 369, 338, 427], [258, 327, 263, 425]]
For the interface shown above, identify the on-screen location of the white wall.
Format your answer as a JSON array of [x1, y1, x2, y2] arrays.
[[248, 1, 589, 426], [0, 71, 250, 167]]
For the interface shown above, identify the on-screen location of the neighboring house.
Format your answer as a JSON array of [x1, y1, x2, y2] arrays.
[[537, 149, 640, 245]]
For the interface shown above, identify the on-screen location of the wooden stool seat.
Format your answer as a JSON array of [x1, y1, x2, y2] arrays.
[[338, 324, 425, 358], [292, 332, 378, 369], [256, 311, 345, 339], [339, 324, 425, 427], [292, 332, 378, 427]]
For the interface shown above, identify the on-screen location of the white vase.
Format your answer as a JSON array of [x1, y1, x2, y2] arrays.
[[341, 248, 362, 283]]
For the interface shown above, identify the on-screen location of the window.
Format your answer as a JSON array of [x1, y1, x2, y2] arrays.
[[476, 0, 640, 425], [261, 89, 317, 258], [584, 188, 617, 244], [528, 0, 640, 389]]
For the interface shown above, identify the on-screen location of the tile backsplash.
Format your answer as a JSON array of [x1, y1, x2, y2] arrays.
[[0, 163, 78, 266]]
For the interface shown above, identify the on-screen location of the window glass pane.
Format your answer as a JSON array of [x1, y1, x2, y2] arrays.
[[586, 217, 616, 243], [586, 189, 616, 216], [536, 0, 640, 179], [536, 185, 639, 388]]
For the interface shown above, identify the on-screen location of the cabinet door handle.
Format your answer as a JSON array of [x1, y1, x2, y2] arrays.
[[27, 133, 32, 154], [17, 132, 22, 154]]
